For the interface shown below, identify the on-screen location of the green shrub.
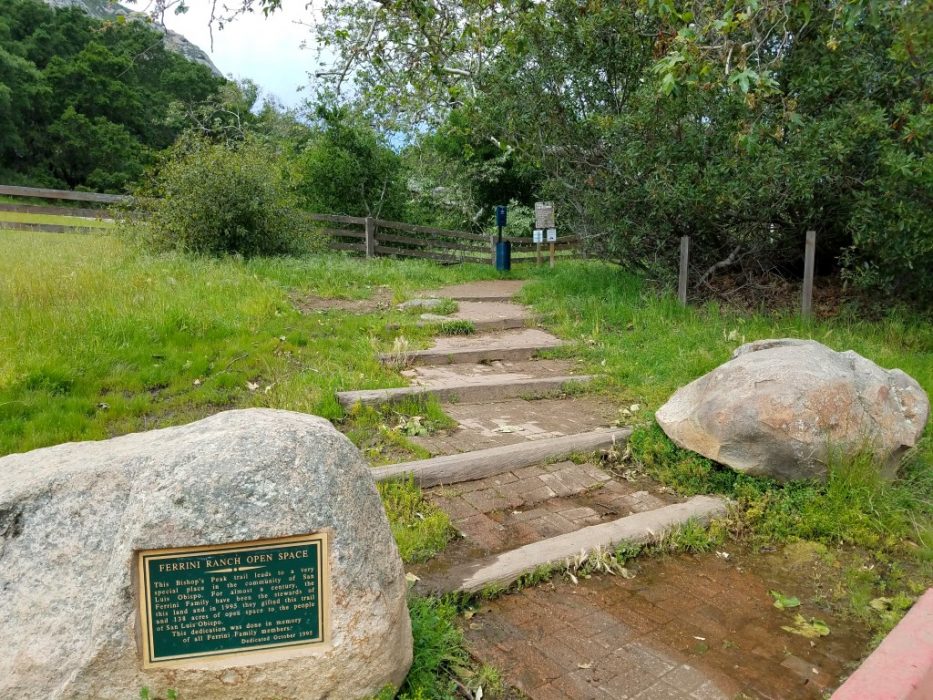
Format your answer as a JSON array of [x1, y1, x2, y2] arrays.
[[135, 137, 315, 256]]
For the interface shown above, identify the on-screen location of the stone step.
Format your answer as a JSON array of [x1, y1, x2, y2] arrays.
[[414, 495, 728, 595], [337, 374, 593, 411], [382, 328, 565, 367], [372, 427, 630, 487], [418, 300, 531, 333], [421, 280, 526, 302], [409, 395, 619, 455], [418, 315, 527, 332]]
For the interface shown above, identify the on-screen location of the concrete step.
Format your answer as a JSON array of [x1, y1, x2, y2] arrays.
[[372, 427, 630, 487], [381, 328, 565, 367], [419, 300, 530, 332], [337, 374, 593, 411], [414, 495, 729, 595], [419, 315, 527, 332], [409, 395, 619, 455]]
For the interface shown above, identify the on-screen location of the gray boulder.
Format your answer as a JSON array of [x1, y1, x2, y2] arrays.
[[656, 339, 929, 481], [0, 409, 412, 699]]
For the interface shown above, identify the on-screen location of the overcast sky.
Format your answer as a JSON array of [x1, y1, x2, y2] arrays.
[[161, 3, 319, 109]]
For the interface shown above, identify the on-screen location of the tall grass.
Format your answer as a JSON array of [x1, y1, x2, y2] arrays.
[[0, 231, 509, 456], [520, 261, 931, 458]]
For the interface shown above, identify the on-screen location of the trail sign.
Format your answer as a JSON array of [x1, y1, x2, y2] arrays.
[[534, 201, 555, 230], [546, 228, 557, 242], [533, 229, 543, 243]]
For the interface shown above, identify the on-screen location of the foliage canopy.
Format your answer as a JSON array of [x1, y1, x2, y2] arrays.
[[0, 0, 224, 191], [269, 0, 929, 305]]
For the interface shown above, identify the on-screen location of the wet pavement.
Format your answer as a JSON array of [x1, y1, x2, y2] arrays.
[[462, 550, 870, 699]]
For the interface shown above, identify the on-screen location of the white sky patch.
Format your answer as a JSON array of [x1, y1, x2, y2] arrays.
[[161, 2, 320, 109]]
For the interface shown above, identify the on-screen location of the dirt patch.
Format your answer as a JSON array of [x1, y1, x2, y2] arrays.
[[702, 271, 856, 318], [463, 545, 872, 699], [293, 286, 394, 314]]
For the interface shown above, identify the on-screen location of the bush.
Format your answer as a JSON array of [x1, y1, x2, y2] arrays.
[[135, 137, 315, 256], [290, 107, 406, 219]]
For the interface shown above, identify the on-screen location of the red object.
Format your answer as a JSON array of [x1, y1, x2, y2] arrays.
[[833, 588, 933, 700]]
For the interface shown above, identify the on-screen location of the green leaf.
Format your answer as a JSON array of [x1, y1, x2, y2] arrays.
[[781, 614, 830, 638], [770, 590, 801, 610]]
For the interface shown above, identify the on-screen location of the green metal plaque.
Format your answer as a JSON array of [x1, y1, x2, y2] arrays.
[[137, 534, 330, 666]]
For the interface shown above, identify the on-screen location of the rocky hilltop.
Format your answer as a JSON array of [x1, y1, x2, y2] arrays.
[[44, 0, 222, 76]]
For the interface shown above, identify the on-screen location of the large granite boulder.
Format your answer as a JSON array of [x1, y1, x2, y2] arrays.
[[656, 339, 929, 481], [0, 409, 412, 699]]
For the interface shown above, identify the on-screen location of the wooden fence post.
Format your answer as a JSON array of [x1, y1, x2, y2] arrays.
[[365, 217, 376, 258], [678, 235, 690, 305], [802, 229, 816, 318], [490, 235, 496, 266]]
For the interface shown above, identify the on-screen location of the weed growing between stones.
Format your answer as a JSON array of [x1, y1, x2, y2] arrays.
[[341, 398, 456, 465], [399, 597, 471, 698], [437, 319, 476, 335], [139, 689, 176, 700], [378, 477, 455, 564], [368, 595, 512, 700]]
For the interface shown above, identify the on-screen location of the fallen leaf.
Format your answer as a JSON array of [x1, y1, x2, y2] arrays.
[[463, 610, 475, 619], [781, 614, 830, 638], [246, 381, 259, 391], [577, 662, 593, 669], [405, 572, 420, 584], [770, 590, 801, 610], [869, 597, 893, 612]]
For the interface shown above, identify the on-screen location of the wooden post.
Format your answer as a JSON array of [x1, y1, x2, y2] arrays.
[[490, 235, 496, 265], [549, 242, 555, 268], [802, 229, 816, 318], [678, 235, 689, 305], [536, 242, 542, 265], [364, 217, 376, 258]]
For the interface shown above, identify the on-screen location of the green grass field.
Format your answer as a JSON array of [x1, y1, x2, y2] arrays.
[[0, 210, 113, 228], [0, 230, 510, 455], [2, 230, 931, 695]]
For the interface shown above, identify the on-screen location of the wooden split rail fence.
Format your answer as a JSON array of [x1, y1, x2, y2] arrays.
[[312, 214, 581, 265], [0, 185, 581, 266], [0, 184, 122, 234]]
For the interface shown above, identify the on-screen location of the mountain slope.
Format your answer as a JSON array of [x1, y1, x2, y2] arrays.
[[45, 0, 222, 76]]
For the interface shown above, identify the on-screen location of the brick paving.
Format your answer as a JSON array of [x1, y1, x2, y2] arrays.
[[424, 461, 678, 555], [391, 283, 869, 698], [410, 394, 618, 455], [463, 553, 869, 699]]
